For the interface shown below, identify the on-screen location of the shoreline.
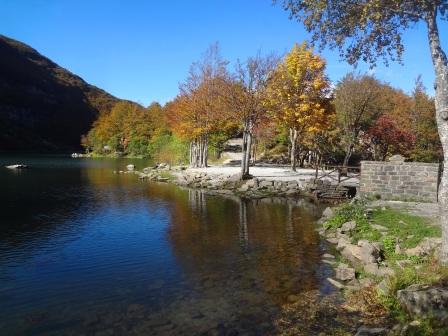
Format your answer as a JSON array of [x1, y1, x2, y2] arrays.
[[126, 163, 359, 202]]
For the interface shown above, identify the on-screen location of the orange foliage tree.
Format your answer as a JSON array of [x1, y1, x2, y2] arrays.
[[166, 44, 230, 167]]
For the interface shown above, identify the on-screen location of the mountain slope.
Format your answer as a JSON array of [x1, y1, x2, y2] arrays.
[[0, 35, 120, 151]]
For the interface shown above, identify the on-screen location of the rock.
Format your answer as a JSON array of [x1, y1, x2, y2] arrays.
[[322, 253, 335, 259], [322, 259, 336, 265], [340, 220, 357, 233], [335, 264, 356, 281], [337, 237, 351, 251], [397, 284, 448, 324], [322, 207, 334, 218], [238, 184, 250, 192], [325, 231, 336, 239], [126, 164, 135, 171], [6, 164, 28, 169], [404, 246, 424, 257], [364, 263, 395, 278], [379, 267, 395, 277], [419, 237, 442, 253], [326, 277, 345, 289], [355, 326, 387, 335], [336, 231, 351, 241], [285, 190, 298, 196], [404, 237, 441, 257], [245, 179, 256, 188], [364, 263, 380, 276], [259, 180, 273, 188], [358, 240, 381, 264], [326, 238, 339, 244], [371, 224, 388, 231], [389, 154, 406, 163], [399, 320, 423, 335]]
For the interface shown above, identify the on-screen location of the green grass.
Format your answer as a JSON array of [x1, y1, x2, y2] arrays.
[[323, 201, 369, 230], [370, 208, 441, 249]]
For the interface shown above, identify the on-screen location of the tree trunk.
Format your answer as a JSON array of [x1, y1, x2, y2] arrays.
[[343, 143, 353, 167], [241, 120, 253, 179], [189, 136, 208, 168], [289, 127, 298, 172], [427, 10, 448, 264], [241, 127, 248, 178], [189, 141, 196, 168]]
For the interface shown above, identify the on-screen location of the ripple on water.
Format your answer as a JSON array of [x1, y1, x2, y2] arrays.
[[0, 156, 334, 335]]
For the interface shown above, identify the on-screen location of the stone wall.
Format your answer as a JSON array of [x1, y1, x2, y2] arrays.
[[360, 160, 440, 202]]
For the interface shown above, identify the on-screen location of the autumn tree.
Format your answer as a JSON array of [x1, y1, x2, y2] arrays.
[[87, 101, 143, 154], [362, 115, 416, 161], [166, 43, 230, 168], [226, 53, 278, 179], [334, 73, 384, 166], [301, 98, 336, 167], [266, 43, 332, 171], [279, 0, 448, 263]]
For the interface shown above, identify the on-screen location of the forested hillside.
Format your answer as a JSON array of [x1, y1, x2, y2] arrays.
[[0, 35, 120, 151]]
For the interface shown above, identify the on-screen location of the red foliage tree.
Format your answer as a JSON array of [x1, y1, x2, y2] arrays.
[[362, 115, 416, 161]]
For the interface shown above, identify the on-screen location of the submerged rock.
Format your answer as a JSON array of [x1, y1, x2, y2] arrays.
[[326, 277, 345, 289]]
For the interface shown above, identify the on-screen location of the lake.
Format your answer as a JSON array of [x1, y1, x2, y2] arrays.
[[0, 155, 335, 335]]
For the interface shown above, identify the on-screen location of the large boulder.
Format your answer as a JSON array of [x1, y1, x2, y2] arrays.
[[397, 284, 448, 325], [358, 240, 382, 264], [341, 240, 381, 266], [405, 237, 442, 257]]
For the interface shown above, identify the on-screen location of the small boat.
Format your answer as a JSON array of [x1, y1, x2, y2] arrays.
[[5, 164, 28, 169]]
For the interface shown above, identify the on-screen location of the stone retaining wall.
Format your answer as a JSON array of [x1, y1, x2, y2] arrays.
[[360, 161, 440, 202]]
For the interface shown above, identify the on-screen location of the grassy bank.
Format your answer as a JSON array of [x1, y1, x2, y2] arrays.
[[323, 201, 447, 335]]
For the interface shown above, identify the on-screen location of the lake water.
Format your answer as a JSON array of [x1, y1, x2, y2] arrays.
[[0, 156, 335, 335]]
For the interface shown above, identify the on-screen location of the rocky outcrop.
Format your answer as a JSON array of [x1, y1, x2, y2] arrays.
[[398, 284, 448, 325], [404, 237, 442, 257], [175, 173, 308, 199]]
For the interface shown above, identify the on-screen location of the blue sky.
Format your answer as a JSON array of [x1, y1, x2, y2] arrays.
[[1, 0, 446, 106]]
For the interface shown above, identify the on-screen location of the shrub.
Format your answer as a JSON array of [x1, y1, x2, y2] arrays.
[[323, 201, 368, 230]]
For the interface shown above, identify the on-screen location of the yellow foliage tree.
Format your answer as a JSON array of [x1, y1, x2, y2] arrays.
[[265, 42, 331, 171]]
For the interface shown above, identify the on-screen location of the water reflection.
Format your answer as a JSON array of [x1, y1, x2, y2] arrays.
[[0, 156, 332, 335]]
